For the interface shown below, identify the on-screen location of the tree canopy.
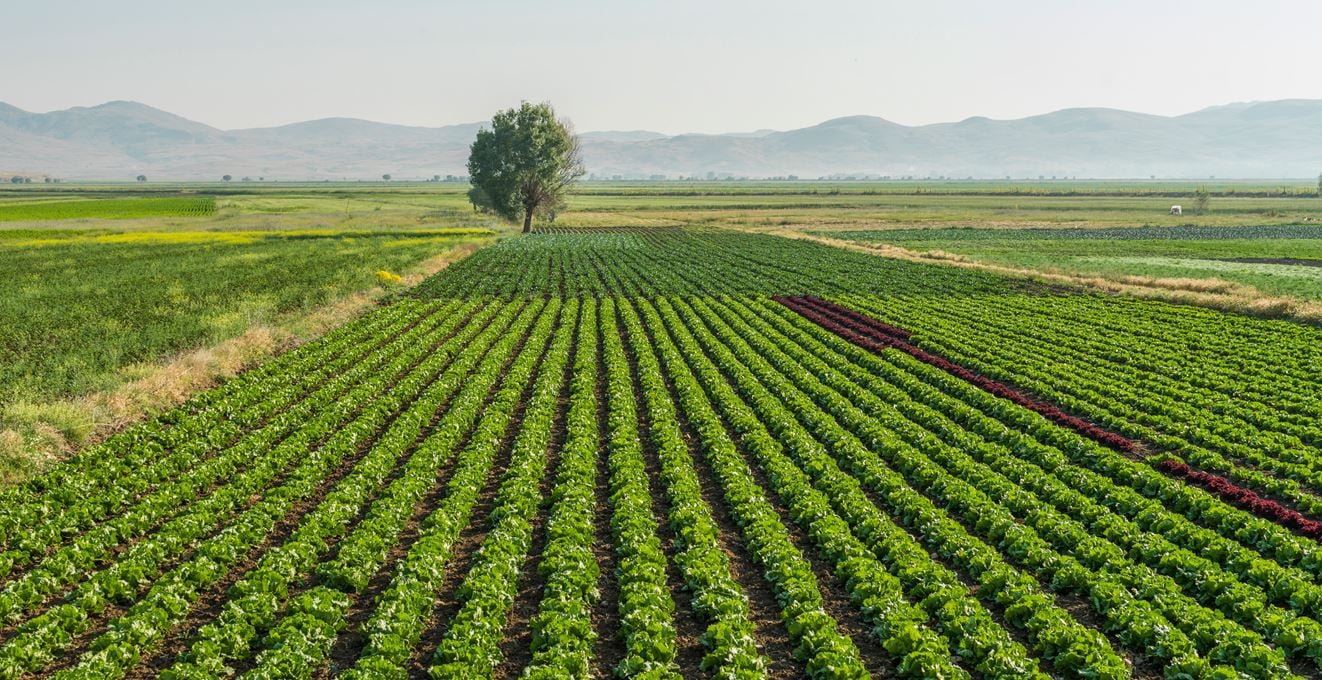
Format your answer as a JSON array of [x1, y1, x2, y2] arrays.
[[467, 102, 585, 232]]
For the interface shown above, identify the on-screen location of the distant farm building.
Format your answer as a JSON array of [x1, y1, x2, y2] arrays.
[[1170, 205, 1183, 215]]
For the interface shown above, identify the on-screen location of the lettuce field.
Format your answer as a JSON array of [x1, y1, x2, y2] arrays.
[[2, 228, 1321, 679]]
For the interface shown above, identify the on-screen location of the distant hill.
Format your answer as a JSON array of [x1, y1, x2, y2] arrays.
[[2, 99, 1320, 180]]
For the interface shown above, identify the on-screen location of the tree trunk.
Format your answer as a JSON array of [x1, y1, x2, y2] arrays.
[[522, 209, 533, 233]]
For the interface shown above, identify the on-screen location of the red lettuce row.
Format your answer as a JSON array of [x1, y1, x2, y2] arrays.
[[782, 294, 1322, 547], [774, 295, 1136, 453], [1156, 459, 1322, 539]]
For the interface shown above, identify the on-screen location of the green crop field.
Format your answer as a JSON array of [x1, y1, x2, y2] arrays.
[[0, 228, 491, 403], [822, 225, 1322, 300], [2, 221, 1321, 679], [0, 196, 216, 222]]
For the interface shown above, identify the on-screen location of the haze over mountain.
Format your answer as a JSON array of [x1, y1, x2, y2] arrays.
[[3, 99, 1321, 180]]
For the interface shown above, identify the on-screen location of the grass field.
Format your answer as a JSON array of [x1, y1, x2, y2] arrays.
[[0, 196, 216, 222], [0, 187, 499, 478], [2, 227, 1320, 678], [0, 228, 490, 400], [820, 225, 1322, 301]]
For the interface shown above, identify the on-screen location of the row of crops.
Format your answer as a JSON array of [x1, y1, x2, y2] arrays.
[[4, 228, 1321, 678], [412, 228, 1019, 298], [0, 196, 216, 222]]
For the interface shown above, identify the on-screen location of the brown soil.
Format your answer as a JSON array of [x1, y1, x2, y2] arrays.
[[493, 310, 579, 679], [585, 320, 629, 679], [322, 306, 540, 678], [707, 414, 896, 679], [120, 304, 507, 678], [1056, 592, 1163, 680], [407, 308, 570, 679], [619, 318, 705, 676], [633, 308, 808, 679]]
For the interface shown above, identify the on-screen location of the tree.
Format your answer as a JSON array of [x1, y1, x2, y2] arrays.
[[1193, 185, 1211, 215], [382, 174, 391, 181], [1317, 172, 1321, 197], [467, 101, 585, 233], [136, 175, 147, 182], [222, 175, 232, 182]]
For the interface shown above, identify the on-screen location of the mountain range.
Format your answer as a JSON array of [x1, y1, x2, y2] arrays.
[[3, 99, 1321, 180]]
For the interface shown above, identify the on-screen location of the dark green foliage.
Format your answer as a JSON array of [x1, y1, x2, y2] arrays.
[[412, 228, 1020, 298], [467, 102, 585, 232]]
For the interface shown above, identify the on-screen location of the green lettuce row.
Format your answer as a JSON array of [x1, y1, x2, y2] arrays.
[[412, 228, 1009, 300], [522, 299, 624, 677], [922, 292, 1315, 409], [882, 302, 1322, 523], [634, 298, 885, 679], [772, 300, 1322, 594], [161, 299, 548, 678], [5, 299, 509, 680], [0, 292, 424, 521], [614, 299, 768, 678], [978, 293, 1318, 397], [751, 298, 1322, 655], [793, 313, 1322, 665], [426, 300, 581, 677], [0, 300, 488, 630], [0, 300, 470, 580], [331, 300, 567, 679], [669, 296, 1043, 678], [847, 293, 1322, 507], [907, 295, 1322, 456], [232, 301, 555, 680], [0, 298, 446, 557], [336, 300, 572, 679], [12, 293, 438, 510], [317, 302, 552, 593], [884, 298, 1322, 507], [743, 301, 1287, 677], [703, 295, 1125, 678]]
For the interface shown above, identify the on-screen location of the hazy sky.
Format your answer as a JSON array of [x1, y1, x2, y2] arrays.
[[3, 0, 1320, 133]]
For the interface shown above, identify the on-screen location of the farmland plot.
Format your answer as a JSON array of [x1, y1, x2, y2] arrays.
[[0, 197, 216, 222], [3, 228, 1321, 679]]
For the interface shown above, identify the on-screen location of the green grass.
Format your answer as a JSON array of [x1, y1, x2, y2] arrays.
[[822, 224, 1322, 241], [0, 229, 490, 402], [821, 226, 1322, 300], [0, 196, 216, 222]]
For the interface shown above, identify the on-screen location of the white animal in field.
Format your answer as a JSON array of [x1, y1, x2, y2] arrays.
[[1170, 205, 1183, 215]]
